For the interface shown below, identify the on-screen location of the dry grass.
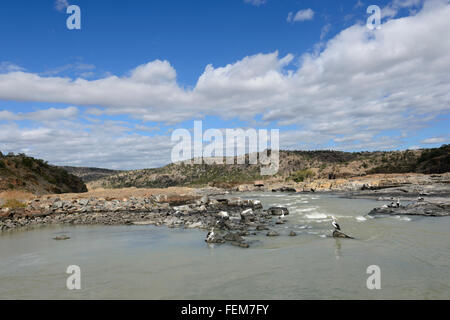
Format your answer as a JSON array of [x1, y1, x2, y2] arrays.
[[43, 186, 199, 201], [2, 199, 27, 209], [0, 190, 35, 201]]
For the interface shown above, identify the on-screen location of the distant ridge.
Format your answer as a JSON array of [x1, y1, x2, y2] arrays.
[[61, 166, 123, 183], [87, 145, 450, 189]]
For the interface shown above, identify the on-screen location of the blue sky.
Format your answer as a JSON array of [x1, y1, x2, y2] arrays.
[[0, 0, 375, 85], [0, 0, 449, 169]]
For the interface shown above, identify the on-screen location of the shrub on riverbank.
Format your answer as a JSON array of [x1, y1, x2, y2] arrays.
[[290, 169, 314, 182]]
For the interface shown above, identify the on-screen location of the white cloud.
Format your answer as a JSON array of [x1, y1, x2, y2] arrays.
[[0, 121, 174, 169], [0, 107, 79, 121], [244, 0, 267, 6], [320, 23, 332, 40], [287, 9, 315, 23], [420, 137, 447, 144], [41, 63, 96, 77], [381, 0, 424, 19], [54, 0, 69, 12], [0, 62, 25, 73], [354, 1, 365, 9]]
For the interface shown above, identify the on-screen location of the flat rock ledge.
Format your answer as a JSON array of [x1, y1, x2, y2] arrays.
[[368, 200, 450, 217], [0, 196, 290, 248]]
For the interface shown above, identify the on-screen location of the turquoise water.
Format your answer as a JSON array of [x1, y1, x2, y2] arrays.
[[0, 192, 449, 299]]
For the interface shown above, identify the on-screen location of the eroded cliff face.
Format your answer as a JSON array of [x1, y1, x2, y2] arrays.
[[235, 173, 450, 193]]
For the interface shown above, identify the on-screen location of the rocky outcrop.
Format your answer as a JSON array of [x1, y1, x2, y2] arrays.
[[0, 195, 287, 248], [368, 199, 450, 217]]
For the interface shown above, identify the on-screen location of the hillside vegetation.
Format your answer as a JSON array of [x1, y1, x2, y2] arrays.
[[88, 145, 450, 189], [0, 152, 87, 195], [61, 166, 122, 182]]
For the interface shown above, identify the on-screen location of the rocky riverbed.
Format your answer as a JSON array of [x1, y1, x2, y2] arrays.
[[247, 173, 450, 217], [343, 176, 450, 217], [2, 172, 449, 246], [0, 194, 298, 248], [368, 198, 450, 217]]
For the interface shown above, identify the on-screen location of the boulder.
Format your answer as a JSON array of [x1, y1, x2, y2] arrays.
[[224, 232, 244, 242], [53, 235, 70, 240], [241, 208, 253, 217], [250, 199, 263, 209], [227, 197, 243, 206], [216, 211, 229, 220], [268, 207, 289, 216], [205, 235, 225, 244], [172, 205, 192, 214], [78, 199, 89, 206], [267, 230, 279, 237], [231, 241, 249, 248], [332, 230, 354, 239]]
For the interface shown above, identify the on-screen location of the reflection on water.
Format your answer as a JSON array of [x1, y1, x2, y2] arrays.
[[334, 239, 342, 260], [0, 192, 449, 299]]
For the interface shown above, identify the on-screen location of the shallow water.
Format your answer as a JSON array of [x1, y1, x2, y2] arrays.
[[1, 192, 449, 299]]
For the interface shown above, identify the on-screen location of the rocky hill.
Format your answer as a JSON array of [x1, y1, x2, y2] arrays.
[[88, 145, 450, 189], [61, 166, 122, 182], [0, 152, 87, 195]]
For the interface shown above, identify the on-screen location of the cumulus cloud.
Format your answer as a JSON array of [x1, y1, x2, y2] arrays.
[[1, 0, 450, 167], [287, 9, 315, 23], [0, 121, 174, 169]]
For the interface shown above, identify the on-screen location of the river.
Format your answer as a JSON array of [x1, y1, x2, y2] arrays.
[[1, 192, 449, 299]]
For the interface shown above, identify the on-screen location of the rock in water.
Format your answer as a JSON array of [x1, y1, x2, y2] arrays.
[[224, 232, 244, 242], [205, 235, 225, 244], [289, 231, 297, 236], [266, 230, 280, 237], [368, 201, 450, 217], [268, 207, 289, 216], [332, 230, 354, 239], [231, 241, 250, 248], [53, 235, 70, 240]]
